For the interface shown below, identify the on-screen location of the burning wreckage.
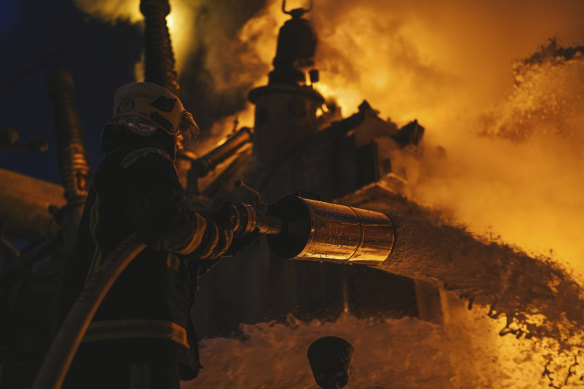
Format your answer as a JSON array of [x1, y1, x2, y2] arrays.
[[2, 0, 584, 388]]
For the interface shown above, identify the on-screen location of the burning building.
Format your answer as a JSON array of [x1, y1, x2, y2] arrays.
[[2, 0, 584, 388]]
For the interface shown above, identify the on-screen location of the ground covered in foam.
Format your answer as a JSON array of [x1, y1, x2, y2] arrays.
[[183, 310, 569, 389]]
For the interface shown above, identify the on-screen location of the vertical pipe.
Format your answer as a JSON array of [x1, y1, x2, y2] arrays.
[[139, 0, 180, 94], [47, 67, 90, 206]]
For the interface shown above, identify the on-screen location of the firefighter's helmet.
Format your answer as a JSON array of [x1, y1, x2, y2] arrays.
[[111, 82, 199, 140]]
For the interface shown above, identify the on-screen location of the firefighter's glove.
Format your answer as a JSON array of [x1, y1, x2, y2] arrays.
[[191, 217, 233, 260], [215, 202, 259, 256]]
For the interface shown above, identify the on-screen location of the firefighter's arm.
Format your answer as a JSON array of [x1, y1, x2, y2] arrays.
[[119, 149, 231, 258]]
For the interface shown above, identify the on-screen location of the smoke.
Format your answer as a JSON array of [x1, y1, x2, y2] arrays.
[[308, 0, 584, 123], [73, 0, 142, 23], [278, 0, 584, 280], [212, 0, 584, 280], [173, 0, 269, 139]]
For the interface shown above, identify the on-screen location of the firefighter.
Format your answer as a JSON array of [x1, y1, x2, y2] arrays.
[[61, 82, 232, 388]]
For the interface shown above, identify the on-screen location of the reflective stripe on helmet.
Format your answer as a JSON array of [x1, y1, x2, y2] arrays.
[[111, 82, 198, 136]]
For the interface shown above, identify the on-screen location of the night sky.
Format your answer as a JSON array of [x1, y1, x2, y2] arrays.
[[0, 0, 154, 185]]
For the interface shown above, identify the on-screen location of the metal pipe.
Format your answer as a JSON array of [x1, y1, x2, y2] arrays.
[[191, 127, 253, 177], [267, 196, 394, 264]]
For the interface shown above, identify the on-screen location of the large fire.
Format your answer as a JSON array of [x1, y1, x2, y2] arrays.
[[74, 0, 584, 387], [252, 0, 584, 278]]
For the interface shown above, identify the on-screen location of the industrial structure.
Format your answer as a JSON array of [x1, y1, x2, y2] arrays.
[[1, 1, 579, 387]]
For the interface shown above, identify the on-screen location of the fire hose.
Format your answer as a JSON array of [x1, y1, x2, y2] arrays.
[[33, 195, 395, 389], [33, 235, 146, 389]]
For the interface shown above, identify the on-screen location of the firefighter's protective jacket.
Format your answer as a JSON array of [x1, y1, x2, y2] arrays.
[[65, 132, 216, 379]]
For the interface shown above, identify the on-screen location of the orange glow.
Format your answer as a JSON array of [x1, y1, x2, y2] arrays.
[[195, 106, 256, 153], [310, 0, 584, 279], [236, 0, 584, 281]]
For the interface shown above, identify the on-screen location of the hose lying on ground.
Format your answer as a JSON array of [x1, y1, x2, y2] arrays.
[[33, 234, 146, 389]]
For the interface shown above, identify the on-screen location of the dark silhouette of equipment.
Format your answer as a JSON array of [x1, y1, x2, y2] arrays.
[[307, 336, 354, 389]]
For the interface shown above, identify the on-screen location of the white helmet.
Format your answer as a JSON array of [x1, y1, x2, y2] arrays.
[[111, 82, 199, 139]]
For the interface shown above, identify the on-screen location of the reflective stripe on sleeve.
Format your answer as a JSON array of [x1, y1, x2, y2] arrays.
[[83, 319, 190, 348], [176, 213, 207, 255]]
